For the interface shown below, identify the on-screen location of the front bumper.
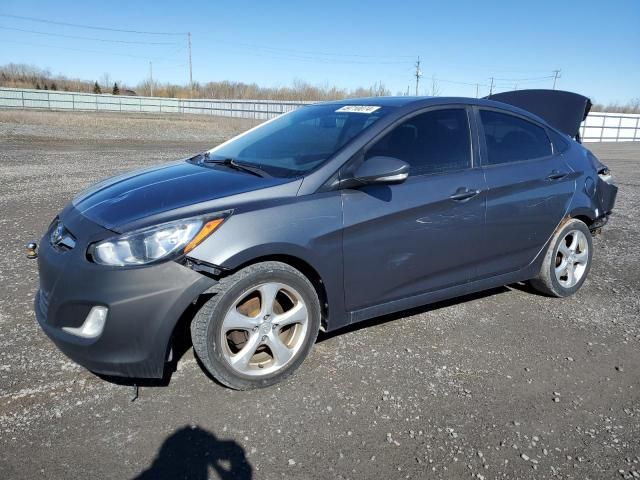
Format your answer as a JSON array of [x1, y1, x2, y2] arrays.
[[34, 206, 216, 378]]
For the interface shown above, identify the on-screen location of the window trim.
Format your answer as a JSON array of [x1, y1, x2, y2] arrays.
[[547, 127, 571, 155], [354, 105, 476, 179], [475, 106, 555, 168]]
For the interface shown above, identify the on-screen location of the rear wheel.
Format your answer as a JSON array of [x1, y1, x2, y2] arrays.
[[529, 219, 593, 297], [191, 261, 320, 390]]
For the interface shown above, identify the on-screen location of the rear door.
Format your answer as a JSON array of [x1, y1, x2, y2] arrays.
[[477, 108, 575, 277], [341, 107, 487, 312]]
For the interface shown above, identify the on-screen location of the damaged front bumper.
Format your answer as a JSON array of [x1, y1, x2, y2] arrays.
[[34, 207, 216, 378]]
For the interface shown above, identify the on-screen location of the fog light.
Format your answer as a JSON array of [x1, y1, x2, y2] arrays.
[[62, 306, 108, 338]]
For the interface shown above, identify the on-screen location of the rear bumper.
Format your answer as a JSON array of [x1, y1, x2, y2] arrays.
[[590, 175, 617, 232], [597, 175, 618, 216], [34, 208, 216, 378]]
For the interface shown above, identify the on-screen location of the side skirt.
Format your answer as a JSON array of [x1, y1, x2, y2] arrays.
[[347, 261, 540, 325]]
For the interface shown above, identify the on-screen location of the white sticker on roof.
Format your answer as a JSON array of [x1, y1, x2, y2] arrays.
[[335, 105, 381, 114]]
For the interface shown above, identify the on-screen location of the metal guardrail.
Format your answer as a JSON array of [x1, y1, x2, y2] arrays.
[[580, 112, 640, 142], [1, 86, 639, 141], [0, 87, 312, 120]]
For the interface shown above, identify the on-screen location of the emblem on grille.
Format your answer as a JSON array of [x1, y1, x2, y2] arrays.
[[50, 221, 76, 250]]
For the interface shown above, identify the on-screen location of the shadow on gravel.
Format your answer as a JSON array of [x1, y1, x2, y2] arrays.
[[133, 425, 252, 480]]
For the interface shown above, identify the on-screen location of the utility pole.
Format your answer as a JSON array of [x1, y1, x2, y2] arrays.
[[414, 56, 422, 96], [149, 61, 153, 97], [552, 69, 561, 89], [188, 32, 193, 96], [489, 77, 495, 96], [475, 83, 479, 98]]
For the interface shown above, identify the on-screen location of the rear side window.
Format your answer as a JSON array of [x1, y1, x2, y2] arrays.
[[480, 110, 552, 165], [366, 108, 471, 176], [547, 128, 571, 154]]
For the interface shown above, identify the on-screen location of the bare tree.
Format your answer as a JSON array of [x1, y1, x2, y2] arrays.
[[430, 76, 442, 96], [100, 72, 112, 91]]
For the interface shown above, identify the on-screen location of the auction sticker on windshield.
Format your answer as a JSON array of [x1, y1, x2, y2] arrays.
[[335, 106, 381, 114]]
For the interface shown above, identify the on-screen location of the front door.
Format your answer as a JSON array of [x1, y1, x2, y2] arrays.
[[341, 107, 486, 312]]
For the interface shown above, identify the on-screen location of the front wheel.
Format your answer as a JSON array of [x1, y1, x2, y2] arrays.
[[529, 218, 593, 297], [191, 261, 321, 390]]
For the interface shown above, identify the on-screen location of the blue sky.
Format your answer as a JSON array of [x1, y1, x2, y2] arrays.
[[0, 1, 638, 103]]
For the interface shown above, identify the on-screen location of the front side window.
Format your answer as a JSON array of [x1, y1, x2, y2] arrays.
[[480, 110, 552, 165], [207, 104, 394, 177], [365, 108, 471, 176]]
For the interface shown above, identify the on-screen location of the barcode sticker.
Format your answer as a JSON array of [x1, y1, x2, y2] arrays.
[[335, 106, 381, 114]]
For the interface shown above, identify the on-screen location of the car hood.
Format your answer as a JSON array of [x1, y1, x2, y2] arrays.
[[73, 160, 295, 230]]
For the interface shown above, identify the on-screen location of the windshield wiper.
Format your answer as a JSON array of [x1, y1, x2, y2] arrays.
[[202, 154, 268, 177]]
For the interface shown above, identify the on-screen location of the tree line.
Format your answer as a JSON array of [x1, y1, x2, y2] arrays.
[[0, 62, 637, 112], [0, 63, 390, 101]]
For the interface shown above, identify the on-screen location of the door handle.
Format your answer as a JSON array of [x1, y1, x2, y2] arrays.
[[449, 188, 480, 201], [546, 170, 568, 181]]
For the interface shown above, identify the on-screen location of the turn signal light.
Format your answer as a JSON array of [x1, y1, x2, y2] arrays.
[[184, 218, 225, 254]]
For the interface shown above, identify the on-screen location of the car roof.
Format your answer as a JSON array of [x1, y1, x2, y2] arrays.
[[320, 96, 549, 126]]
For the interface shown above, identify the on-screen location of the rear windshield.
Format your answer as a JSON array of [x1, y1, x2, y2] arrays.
[[206, 104, 394, 177]]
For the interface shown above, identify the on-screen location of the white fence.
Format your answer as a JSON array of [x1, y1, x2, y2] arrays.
[[1, 86, 638, 142], [0, 86, 310, 120], [580, 112, 640, 142]]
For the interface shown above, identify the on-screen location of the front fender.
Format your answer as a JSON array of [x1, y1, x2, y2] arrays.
[[186, 192, 350, 330]]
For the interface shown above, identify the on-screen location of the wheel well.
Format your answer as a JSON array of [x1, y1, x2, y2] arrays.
[[226, 254, 329, 331], [165, 254, 330, 375], [572, 215, 594, 227]]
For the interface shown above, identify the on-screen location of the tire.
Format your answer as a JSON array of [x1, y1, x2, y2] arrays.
[[529, 218, 593, 297], [190, 261, 321, 390]]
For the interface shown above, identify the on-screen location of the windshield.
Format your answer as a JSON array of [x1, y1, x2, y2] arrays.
[[206, 104, 394, 177]]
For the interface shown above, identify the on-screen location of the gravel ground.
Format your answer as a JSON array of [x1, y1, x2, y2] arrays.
[[0, 110, 638, 480]]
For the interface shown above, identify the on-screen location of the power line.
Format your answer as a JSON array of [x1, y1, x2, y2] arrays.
[[493, 75, 554, 82], [0, 13, 410, 59], [435, 77, 489, 87], [200, 45, 410, 65], [0, 13, 191, 85], [0, 13, 186, 35], [425, 74, 560, 91], [0, 25, 181, 45], [201, 36, 414, 60], [0, 38, 172, 60], [153, 46, 187, 63]]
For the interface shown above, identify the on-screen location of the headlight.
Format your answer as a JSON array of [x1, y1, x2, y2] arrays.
[[90, 216, 225, 266]]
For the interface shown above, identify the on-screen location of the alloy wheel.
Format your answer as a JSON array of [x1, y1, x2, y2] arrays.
[[554, 229, 589, 288], [219, 282, 309, 376]]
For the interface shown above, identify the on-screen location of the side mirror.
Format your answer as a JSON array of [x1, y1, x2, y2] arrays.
[[352, 156, 409, 185]]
